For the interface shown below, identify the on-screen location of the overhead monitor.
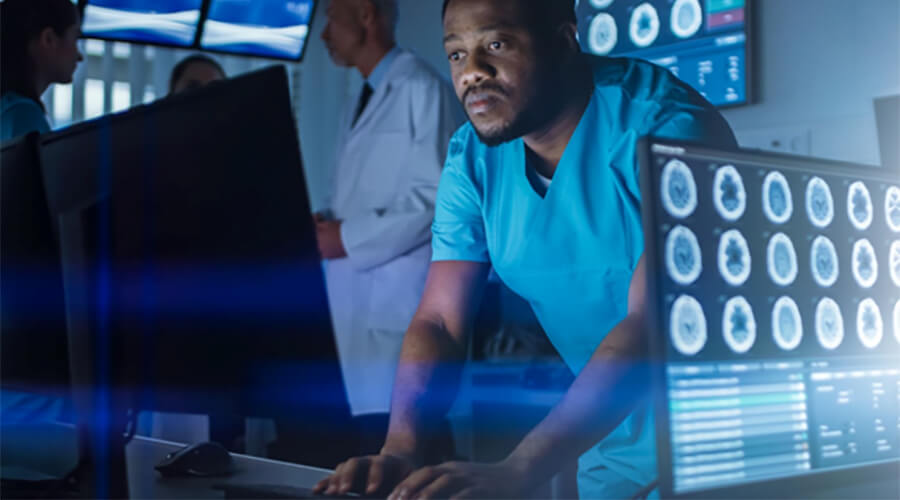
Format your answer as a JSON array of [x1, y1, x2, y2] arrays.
[[577, 0, 751, 107], [200, 0, 316, 61], [639, 138, 900, 497], [81, 0, 204, 48]]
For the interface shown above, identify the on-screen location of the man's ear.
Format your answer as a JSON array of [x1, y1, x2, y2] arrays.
[[557, 23, 580, 54], [358, 0, 378, 28], [37, 26, 59, 49]]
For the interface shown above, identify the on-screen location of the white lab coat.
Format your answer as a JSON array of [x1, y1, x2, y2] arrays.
[[324, 50, 464, 416]]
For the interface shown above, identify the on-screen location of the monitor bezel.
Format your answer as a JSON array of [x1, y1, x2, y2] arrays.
[[639, 136, 900, 499], [77, 0, 208, 51]]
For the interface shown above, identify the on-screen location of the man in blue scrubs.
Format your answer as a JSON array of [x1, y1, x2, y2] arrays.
[[315, 0, 736, 498]]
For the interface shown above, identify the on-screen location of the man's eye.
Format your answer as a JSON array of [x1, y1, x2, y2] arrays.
[[489, 41, 503, 50], [448, 51, 461, 62]]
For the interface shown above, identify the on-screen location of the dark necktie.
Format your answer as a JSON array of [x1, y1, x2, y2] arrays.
[[352, 83, 374, 128]]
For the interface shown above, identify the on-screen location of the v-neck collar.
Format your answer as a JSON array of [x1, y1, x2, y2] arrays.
[[514, 90, 598, 202]]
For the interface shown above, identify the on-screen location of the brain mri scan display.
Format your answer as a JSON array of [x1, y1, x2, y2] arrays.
[[894, 300, 900, 344], [767, 233, 798, 286], [722, 296, 756, 354], [718, 229, 751, 286], [588, 12, 618, 55], [816, 297, 845, 350], [670, 0, 702, 39], [666, 225, 703, 286], [852, 239, 878, 289], [590, 0, 615, 8], [811, 236, 839, 288], [629, 2, 660, 48], [713, 165, 747, 222], [762, 171, 793, 224], [661, 159, 698, 218], [856, 298, 883, 349], [847, 181, 874, 231], [890, 240, 900, 287], [772, 296, 803, 351], [887, 186, 900, 232], [670, 295, 707, 356], [806, 177, 834, 229]]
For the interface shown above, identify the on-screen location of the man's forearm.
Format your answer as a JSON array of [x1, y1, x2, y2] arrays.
[[381, 316, 468, 462], [504, 314, 651, 486]]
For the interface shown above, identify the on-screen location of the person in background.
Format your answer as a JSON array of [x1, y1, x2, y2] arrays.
[[288, 0, 463, 467], [0, 0, 83, 141], [315, 0, 736, 498], [168, 54, 227, 95]]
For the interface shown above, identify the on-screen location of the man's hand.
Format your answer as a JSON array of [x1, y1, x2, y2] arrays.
[[315, 218, 348, 259], [312, 454, 417, 497], [386, 460, 530, 500]]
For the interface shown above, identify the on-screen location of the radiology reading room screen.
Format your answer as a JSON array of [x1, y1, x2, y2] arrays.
[[641, 140, 900, 495], [576, 0, 749, 106]]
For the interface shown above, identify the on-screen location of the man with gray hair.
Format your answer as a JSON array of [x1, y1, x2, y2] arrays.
[[313, 0, 464, 460]]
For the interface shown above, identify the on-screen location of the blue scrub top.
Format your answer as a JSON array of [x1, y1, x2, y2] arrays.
[[432, 56, 736, 498], [1, 92, 50, 142]]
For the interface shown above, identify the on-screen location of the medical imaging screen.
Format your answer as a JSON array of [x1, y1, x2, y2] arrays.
[[576, 0, 749, 106], [643, 141, 900, 495], [82, 0, 204, 47], [200, 0, 316, 61]]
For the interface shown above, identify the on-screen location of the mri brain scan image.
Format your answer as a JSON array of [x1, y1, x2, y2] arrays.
[[629, 2, 660, 48], [661, 159, 698, 219], [772, 296, 803, 351], [763, 171, 793, 224], [722, 296, 756, 354], [670, 0, 702, 39], [891, 240, 900, 287], [767, 233, 798, 286], [806, 177, 834, 228], [590, 0, 615, 8], [894, 300, 900, 344], [718, 229, 751, 286], [713, 165, 746, 221], [856, 298, 883, 349], [816, 297, 844, 350], [847, 181, 874, 231], [666, 226, 702, 286], [670, 295, 707, 356], [852, 239, 878, 289], [810, 236, 839, 288], [886, 186, 900, 232], [588, 13, 618, 55]]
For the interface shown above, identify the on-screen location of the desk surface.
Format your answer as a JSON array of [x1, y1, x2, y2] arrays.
[[1, 422, 330, 499]]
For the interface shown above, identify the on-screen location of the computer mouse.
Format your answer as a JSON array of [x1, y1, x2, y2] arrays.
[[155, 441, 233, 477]]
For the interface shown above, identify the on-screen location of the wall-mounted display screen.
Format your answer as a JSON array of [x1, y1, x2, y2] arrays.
[[641, 139, 900, 497], [200, 0, 315, 60], [577, 0, 750, 107], [81, 0, 204, 48]]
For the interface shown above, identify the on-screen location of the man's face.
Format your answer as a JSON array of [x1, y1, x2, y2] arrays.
[[321, 0, 365, 67], [35, 21, 83, 84], [443, 0, 558, 146]]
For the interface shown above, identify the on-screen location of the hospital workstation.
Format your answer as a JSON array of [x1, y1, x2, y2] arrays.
[[0, 0, 898, 499]]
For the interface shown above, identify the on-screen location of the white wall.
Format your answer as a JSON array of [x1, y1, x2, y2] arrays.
[[297, 0, 900, 211], [722, 0, 899, 165]]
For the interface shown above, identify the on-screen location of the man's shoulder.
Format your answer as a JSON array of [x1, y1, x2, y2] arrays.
[[588, 55, 704, 105], [389, 50, 451, 87]]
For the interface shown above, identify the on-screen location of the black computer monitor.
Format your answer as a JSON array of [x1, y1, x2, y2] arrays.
[[639, 138, 900, 498], [37, 66, 351, 494], [0, 133, 70, 400]]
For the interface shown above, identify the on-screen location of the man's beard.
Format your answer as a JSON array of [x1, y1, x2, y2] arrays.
[[467, 73, 562, 148]]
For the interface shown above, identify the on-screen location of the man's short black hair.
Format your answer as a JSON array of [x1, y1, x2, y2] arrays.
[[441, 0, 576, 30]]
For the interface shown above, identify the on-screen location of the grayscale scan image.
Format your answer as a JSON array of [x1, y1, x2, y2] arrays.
[[806, 177, 834, 229], [767, 233, 798, 286], [666, 225, 703, 286], [661, 159, 698, 219], [811, 236, 839, 288], [886, 186, 900, 233], [722, 296, 756, 354], [772, 296, 803, 351], [847, 181, 874, 231], [852, 238, 878, 289], [816, 297, 845, 350], [762, 171, 793, 224], [718, 229, 751, 286], [890, 240, 900, 287], [713, 165, 747, 222], [856, 298, 883, 349], [670, 295, 707, 356]]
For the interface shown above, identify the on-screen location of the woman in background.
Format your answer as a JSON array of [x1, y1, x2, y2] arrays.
[[0, 0, 83, 141], [169, 54, 226, 95]]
